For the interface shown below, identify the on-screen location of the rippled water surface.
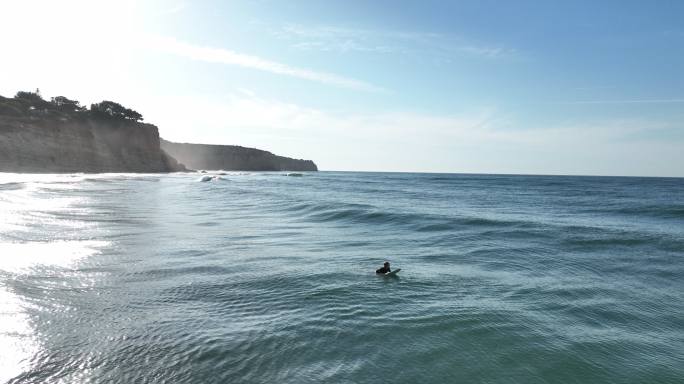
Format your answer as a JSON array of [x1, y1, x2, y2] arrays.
[[1, 172, 683, 383]]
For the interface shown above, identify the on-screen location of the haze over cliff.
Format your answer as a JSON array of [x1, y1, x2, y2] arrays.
[[161, 139, 318, 172], [0, 116, 186, 173]]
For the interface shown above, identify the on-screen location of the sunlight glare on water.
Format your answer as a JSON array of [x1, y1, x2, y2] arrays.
[[0, 174, 109, 383]]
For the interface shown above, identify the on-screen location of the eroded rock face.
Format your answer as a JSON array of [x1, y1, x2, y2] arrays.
[[160, 139, 318, 172], [0, 116, 187, 173]]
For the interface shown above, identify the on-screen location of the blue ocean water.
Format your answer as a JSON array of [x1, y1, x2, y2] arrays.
[[1, 172, 683, 383]]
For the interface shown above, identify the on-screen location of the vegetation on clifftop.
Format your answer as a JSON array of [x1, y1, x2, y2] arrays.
[[0, 90, 144, 122]]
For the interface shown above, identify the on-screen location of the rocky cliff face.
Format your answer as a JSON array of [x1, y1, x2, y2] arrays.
[[160, 139, 318, 172], [0, 115, 186, 173]]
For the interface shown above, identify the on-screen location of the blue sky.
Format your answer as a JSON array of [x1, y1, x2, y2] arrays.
[[1, 0, 683, 176]]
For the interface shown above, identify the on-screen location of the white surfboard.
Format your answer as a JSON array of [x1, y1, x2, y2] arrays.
[[384, 268, 401, 276]]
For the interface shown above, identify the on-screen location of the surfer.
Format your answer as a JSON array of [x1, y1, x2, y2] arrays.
[[376, 261, 391, 274]]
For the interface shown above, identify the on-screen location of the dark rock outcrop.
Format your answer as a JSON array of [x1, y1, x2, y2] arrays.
[[160, 139, 318, 171]]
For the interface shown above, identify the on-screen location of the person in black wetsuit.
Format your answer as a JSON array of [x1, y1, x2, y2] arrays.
[[376, 261, 391, 274]]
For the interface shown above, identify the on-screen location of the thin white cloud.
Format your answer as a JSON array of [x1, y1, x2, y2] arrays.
[[557, 99, 684, 105], [572, 86, 615, 91], [146, 35, 383, 92], [164, 3, 186, 14], [273, 23, 518, 59], [152, 93, 680, 148]]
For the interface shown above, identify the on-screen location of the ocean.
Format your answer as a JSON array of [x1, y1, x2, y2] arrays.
[[1, 172, 682, 383]]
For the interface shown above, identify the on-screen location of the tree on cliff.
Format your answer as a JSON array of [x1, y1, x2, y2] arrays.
[[90, 100, 144, 121], [15, 90, 48, 107], [51, 96, 85, 112]]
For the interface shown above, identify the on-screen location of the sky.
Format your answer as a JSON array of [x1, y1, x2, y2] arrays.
[[1, 0, 683, 176]]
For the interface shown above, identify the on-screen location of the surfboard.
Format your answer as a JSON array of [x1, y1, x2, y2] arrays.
[[384, 268, 401, 276]]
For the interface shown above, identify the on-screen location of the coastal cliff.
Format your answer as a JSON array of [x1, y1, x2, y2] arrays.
[[160, 139, 318, 172], [0, 115, 185, 173], [0, 91, 317, 173], [0, 93, 185, 173]]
